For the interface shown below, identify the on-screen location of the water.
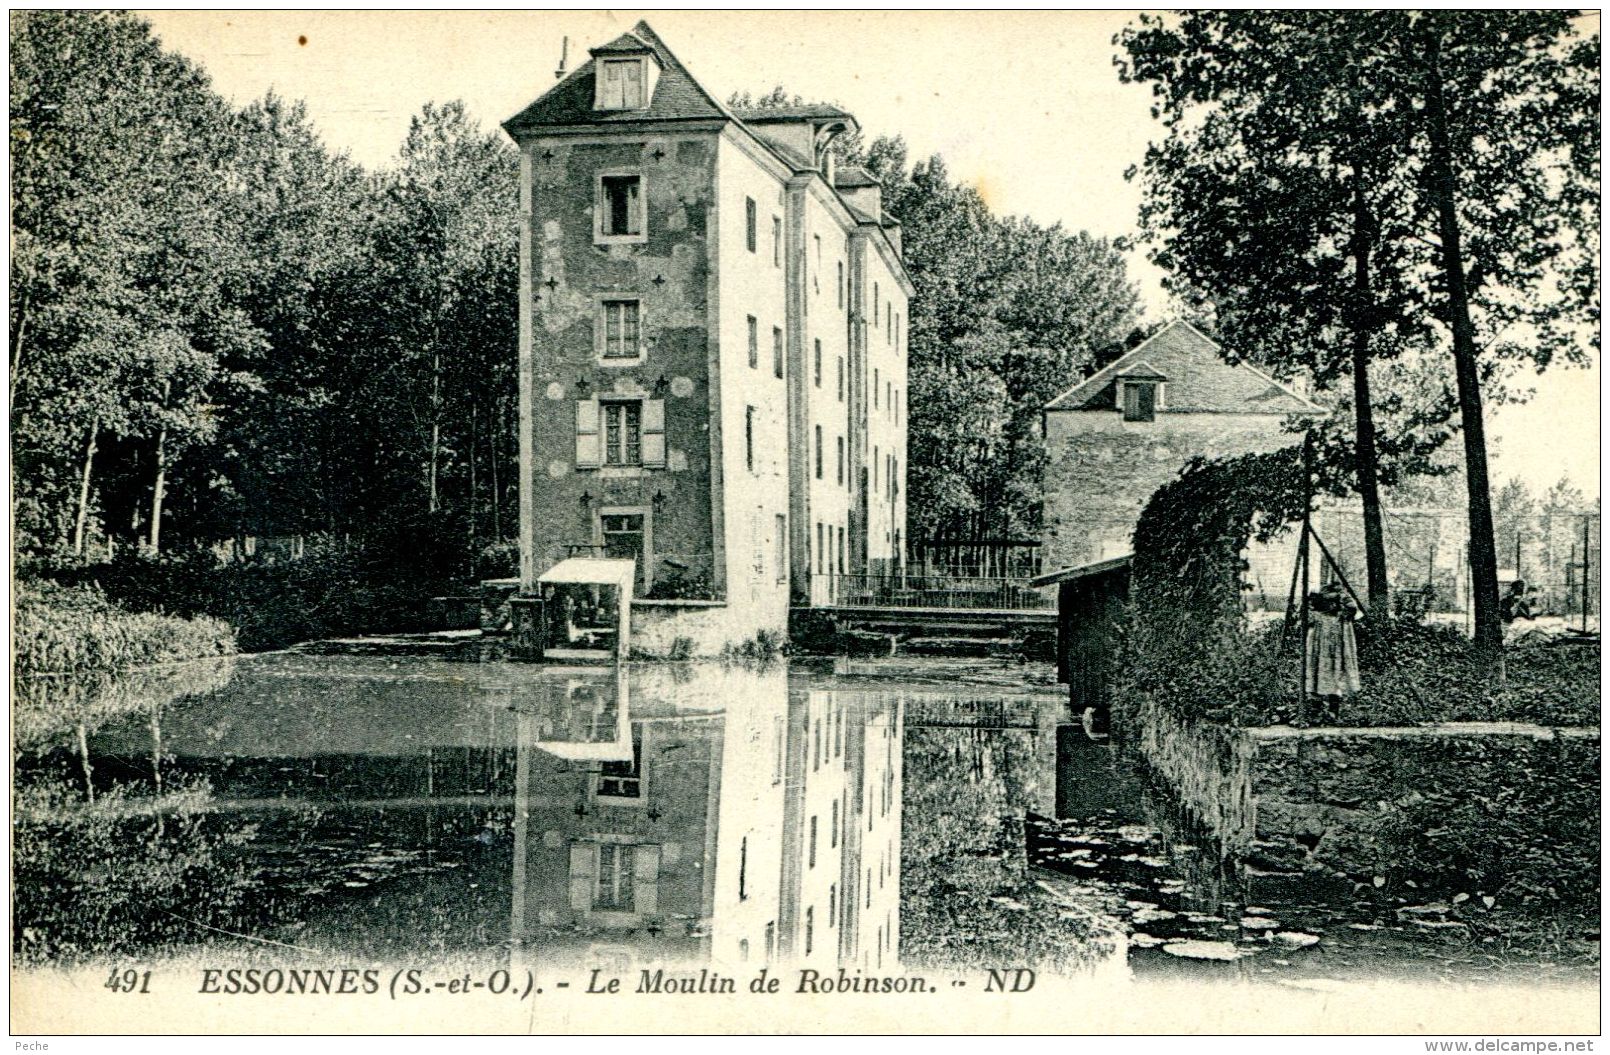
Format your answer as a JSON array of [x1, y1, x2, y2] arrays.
[[12, 636, 1595, 984]]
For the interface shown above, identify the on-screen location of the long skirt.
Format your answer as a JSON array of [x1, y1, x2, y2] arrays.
[[1306, 613, 1361, 697]]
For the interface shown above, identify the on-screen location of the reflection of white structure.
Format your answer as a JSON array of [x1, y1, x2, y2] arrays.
[[779, 690, 903, 969], [510, 664, 903, 970], [521, 666, 631, 762]]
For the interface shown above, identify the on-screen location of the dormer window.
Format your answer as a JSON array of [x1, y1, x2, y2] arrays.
[[1121, 380, 1158, 422], [598, 58, 647, 109], [1116, 364, 1168, 422]]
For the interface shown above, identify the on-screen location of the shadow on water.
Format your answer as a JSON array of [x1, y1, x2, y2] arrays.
[[11, 639, 1594, 984]]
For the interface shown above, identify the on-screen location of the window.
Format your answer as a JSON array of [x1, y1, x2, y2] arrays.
[[772, 216, 782, 268], [836, 436, 844, 485], [600, 299, 640, 359], [873, 446, 879, 490], [814, 425, 823, 480], [837, 262, 844, 308], [775, 514, 787, 583], [874, 282, 879, 323], [813, 235, 822, 292], [805, 907, 814, 956], [808, 816, 817, 868], [764, 922, 776, 959], [598, 174, 643, 240], [886, 381, 892, 415], [831, 800, 839, 847], [873, 369, 880, 408], [813, 339, 822, 387], [836, 357, 844, 402], [594, 843, 636, 910], [601, 401, 642, 466], [597, 728, 642, 796], [895, 389, 900, 425], [1122, 380, 1158, 423], [575, 399, 662, 468], [887, 310, 892, 342], [837, 527, 845, 574], [747, 316, 758, 369], [740, 939, 749, 961], [598, 58, 646, 109], [816, 522, 824, 574], [745, 197, 757, 253], [745, 406, 755, 472], [829, 884, 837, 923], [772, 327, 783, 379]]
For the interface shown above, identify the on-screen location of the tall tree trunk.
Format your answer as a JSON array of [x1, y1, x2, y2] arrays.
[[73, 418, 99, 556], [469, 401, 479, 550], [149, 425, 168, 554], [490, 399, 502, 539], [1421, 29, 1503, 658], [10, 287, 29, 387], [428, 343, 442, 516], [1349, 158, 1391, 619]]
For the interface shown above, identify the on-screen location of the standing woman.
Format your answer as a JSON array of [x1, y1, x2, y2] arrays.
[[1307, 580, 1361, 723]]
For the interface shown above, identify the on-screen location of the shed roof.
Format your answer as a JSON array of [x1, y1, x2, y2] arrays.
[[1029, 554, 1133, 588], [538, 557, 637, 588]]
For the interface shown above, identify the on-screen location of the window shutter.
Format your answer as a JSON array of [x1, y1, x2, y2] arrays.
[[568, 843, 596, 911], [632, 844, 661, 915], [576, 399, 600, 467], [641, 399, 666, 466]]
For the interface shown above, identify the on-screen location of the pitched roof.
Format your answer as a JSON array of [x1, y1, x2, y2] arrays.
[[589, 31, 654, 55], [734, 103, 855, 125], [834, 164, 881, 189], [504, 20, 728, 132], [1043, 320, 1325, 416]]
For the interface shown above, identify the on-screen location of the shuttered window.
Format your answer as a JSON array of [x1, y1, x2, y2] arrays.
[[772, 327, 784, 379], [578, 399, 665, 468], [599, 59, 645, 109]]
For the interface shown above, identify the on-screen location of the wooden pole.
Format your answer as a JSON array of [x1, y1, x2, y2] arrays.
[[1297, 434, 1314, 722]]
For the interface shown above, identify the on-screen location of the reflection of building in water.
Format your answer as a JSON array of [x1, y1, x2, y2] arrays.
[[510, 666, 902, 970]]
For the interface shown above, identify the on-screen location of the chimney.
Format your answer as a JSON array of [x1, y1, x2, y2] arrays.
[[555, 36, 569, 80]]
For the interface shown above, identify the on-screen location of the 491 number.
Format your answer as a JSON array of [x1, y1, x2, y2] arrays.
[[105, 968, 152, 994]]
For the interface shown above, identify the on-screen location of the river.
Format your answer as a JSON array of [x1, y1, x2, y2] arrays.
[[13, 633, 1596, 990]]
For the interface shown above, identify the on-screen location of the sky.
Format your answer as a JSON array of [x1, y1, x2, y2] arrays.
[[139, 9, 1601, 499]]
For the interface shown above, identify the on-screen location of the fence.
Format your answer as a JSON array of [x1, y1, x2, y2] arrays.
[[1242, 506, 1600, 629], [811, 572, 1055, 612]]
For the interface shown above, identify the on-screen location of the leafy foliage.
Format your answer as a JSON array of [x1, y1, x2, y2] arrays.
[[13, 776, 261, 965], [11, 13, 519, 571], [13, 580, 234, 678]]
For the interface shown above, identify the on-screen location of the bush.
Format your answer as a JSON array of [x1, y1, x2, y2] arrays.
[[13, 581, 234, 678], [474, 539, 520, 581], [30, 537, 453, 652], [1122, 614, 1601, 729]]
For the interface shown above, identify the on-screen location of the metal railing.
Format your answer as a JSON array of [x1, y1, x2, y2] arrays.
[[813, 572, 1054, 612]]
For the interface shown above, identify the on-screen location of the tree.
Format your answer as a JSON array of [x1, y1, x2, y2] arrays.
[[1118, 11, 1441, 618], [367, 101, 519, 548], [1392, 11, 1598, 655], [10, 11, 261, 555], [1120, 11, 1598, 654]]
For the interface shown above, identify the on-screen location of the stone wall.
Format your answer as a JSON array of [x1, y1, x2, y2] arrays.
[[1135, 707, 1601, 887], [1042, 410, 1296, 572]]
